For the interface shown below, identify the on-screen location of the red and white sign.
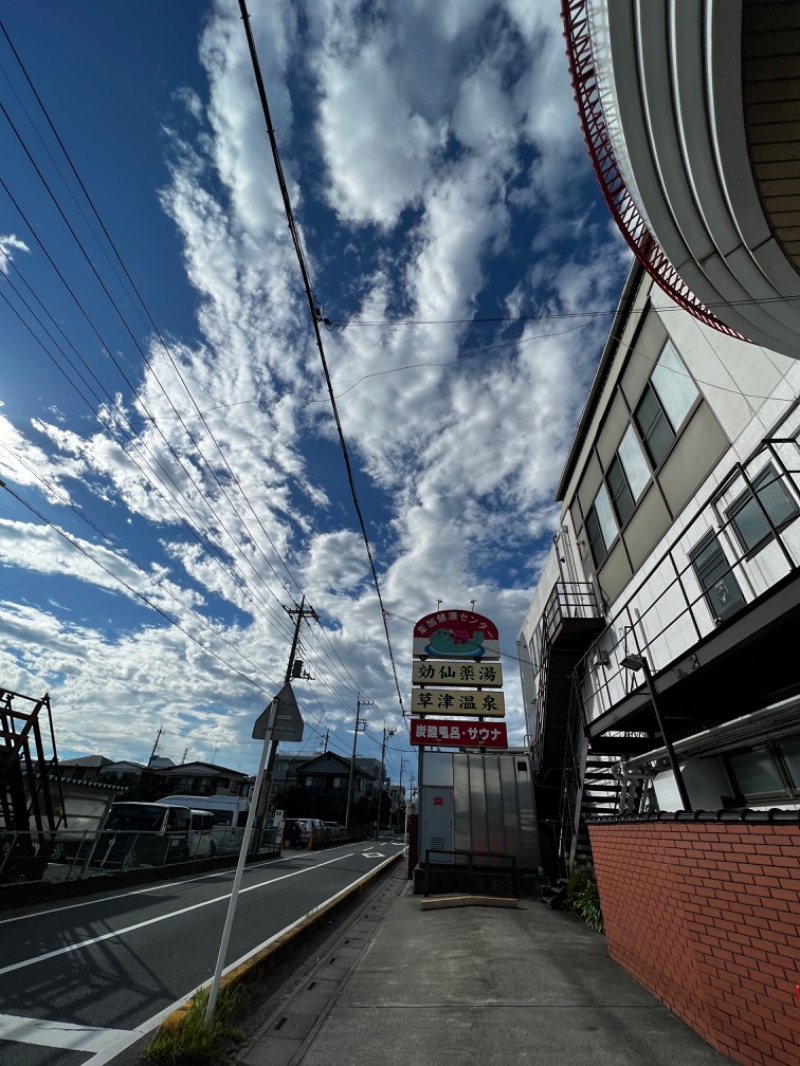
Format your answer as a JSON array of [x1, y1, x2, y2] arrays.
[[412, 609, 500, 660], [410, 718, 508, 749]]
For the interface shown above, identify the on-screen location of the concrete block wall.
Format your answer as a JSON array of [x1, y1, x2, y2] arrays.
[[589, 817, 800, 1066]]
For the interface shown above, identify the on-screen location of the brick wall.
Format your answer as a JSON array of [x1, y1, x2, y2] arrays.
[[589, 816, 800, 1066]]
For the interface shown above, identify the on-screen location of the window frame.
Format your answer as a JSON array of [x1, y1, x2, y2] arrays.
[[634, 381, 676, 469], [726, 462, 799, 556], [633, 343, 700, 470], [725, 737, 800, 805], [606, 453, 636, 526], [689, 530, 747, 623], [585, 484, 617, 568]]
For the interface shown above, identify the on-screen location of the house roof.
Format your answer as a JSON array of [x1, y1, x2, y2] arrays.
[[295, 752, 376, 778], [162, 761, 246, 778], [58, 755, 115, 769]]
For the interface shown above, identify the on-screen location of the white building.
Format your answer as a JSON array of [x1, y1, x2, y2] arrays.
[[562, 1, 800, 357], [519, 260, 800, 873]]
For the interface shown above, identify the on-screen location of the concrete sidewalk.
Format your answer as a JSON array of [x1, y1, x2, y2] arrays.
[[236, 866, 731, 1066]]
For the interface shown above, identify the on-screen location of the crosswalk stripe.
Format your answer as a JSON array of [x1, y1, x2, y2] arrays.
[[0, 1013, 130, 1053]]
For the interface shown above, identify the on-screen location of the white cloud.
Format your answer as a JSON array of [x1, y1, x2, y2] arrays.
[[0, 233, 29, 274], [0, 0, 623, 774]]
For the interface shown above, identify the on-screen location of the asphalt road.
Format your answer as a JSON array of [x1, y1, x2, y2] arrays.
[[0, 839, 404, 1066]]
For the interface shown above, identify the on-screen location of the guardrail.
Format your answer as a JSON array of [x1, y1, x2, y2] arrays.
[[0, 825, 280, 887]]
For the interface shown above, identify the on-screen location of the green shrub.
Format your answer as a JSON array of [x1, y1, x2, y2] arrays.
[[572, 875, 604, 933], [564, 868, 591, 910]]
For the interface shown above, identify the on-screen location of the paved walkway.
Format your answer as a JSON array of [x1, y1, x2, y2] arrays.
[[236, 866, 731, 1066]]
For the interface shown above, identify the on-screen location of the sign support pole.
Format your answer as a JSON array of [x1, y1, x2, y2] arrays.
[[205, 698, 277, 1025]]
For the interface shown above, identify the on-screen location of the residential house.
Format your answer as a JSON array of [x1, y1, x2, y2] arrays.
[[160, 761, 249, 798]]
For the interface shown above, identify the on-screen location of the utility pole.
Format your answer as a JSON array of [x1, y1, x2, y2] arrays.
[[376, 725, 396, 837], [323, 729, 329, 754], [345, 695, 372, 830], [148, 727, 163, 766], [251, 596, 318, 852], [396, 755, 405, 832]]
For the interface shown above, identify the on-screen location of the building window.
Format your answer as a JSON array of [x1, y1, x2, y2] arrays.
[[651, 343, 699, 427], [780, 737, 800, 789], [727, 463, 798, 554], [606, 455, 635, 525], [585, 484, 617, 567], [617, 425, 650, 499], [690, 532, 746, 622], [729, 748, 786, 797], [634, 344, 698, 468]]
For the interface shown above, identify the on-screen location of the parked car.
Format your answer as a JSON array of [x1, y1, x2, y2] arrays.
[[323, 822, 346, 841], [283, 818, 312, 847]]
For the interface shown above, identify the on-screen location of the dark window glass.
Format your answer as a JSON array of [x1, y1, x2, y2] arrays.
[[634, 384, 675, 468], [690, 532, 746, 622], [729, 749, 785, 796], [585, 506, 606, 568], [780, 737, 800, 789], [607, 455, 635, 525], [728, 464, 799, 554]]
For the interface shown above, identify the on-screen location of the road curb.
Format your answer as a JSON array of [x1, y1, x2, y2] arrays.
[[157, 849, 403, 1034]]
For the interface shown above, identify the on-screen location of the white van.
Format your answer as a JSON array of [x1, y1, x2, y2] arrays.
[[155, 795, 249, 855]]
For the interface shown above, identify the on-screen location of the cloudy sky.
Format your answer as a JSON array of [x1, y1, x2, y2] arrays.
[[0, 1, 629, 785]]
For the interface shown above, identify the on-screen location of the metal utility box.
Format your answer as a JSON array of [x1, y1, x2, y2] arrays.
[[420, 786, 454, 863], [417, 750, 540, 886]]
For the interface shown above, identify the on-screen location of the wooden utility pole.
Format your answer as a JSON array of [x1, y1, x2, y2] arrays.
[[251, 597, 318, 849], [376, 725, 396, 836], [345, 695, 371, 830]]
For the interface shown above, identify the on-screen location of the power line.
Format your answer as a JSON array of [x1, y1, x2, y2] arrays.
[[0, 442, 283, 687], [0, 22, 302, 612], [0, 478, 275, 695], [238, 0, 406, 718], [0, 269, 299, 648]]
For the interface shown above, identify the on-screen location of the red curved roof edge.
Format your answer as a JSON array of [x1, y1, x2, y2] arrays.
[[561, 0, 745, 340]]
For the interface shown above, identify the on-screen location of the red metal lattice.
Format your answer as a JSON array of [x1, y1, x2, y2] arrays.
[[561, 0, 745, 340]]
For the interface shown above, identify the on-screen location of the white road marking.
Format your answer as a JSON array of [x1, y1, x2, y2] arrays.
[[79, 851, 401, 1066], [0, 1014, 129, 1053], [0, 853, 354, 977], [0, 848, 323, 927], [362, 851, 385, 858]]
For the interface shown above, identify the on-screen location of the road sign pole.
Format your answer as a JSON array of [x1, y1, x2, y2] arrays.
[[205, 698, 277, 1026]]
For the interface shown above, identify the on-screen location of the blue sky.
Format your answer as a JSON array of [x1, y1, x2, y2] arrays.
[[0, 1, 629, 786]]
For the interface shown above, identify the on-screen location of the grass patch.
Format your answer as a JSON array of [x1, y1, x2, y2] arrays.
[[147, 984, 253, 1065]]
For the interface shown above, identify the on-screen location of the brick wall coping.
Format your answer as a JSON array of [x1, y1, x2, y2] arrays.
[[588, 808, 800, 824]]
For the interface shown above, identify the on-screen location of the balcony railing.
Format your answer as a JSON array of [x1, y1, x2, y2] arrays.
[[560, 0, 743, 339], [542, 581, 603, 644], [575, 434, 800, 728]]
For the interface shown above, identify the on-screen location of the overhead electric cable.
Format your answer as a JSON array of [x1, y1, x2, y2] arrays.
[[0, 480, 275, 694], [238, 0, 406, 717], [0, 442, 281, 685], [0, 118, 296, 609], [0, 269, 299, 646]]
